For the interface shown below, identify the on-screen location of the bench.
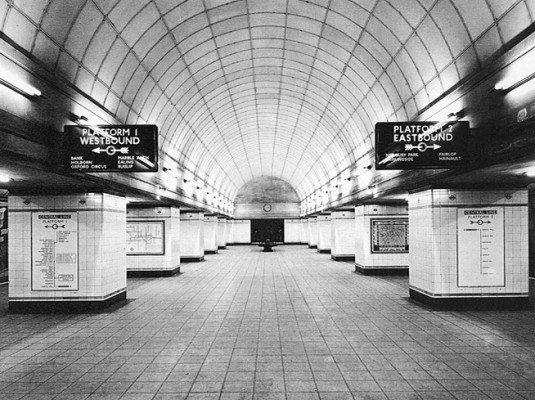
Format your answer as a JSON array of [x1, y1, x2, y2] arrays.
[[258, 240, 278, 252]]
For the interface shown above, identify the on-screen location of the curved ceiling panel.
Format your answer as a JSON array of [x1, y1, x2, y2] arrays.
[[1, 0, 534, 203]]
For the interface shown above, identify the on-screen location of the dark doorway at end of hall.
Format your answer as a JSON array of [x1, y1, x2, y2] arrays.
[[251, 219, 284, 243]]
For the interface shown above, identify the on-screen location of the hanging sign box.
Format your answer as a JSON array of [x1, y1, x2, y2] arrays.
[[62, 125, 158, 172], [375, 121, 471, 170]]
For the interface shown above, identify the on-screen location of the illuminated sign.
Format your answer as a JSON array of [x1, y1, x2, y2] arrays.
[[375, 121, 471, 169], [62, 125, 158, 172]]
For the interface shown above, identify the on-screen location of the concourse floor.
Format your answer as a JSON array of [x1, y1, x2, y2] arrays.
[[1, 245, 535, 400]]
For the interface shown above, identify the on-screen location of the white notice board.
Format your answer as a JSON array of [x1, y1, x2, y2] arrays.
[[32, 212, 79, 291], [457, 208, 504, 287]]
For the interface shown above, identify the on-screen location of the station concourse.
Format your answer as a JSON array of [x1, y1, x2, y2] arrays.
[[1, 1, 535, 399]]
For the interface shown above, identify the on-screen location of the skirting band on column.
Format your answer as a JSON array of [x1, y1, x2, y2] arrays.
[[318, 249, 331, 254], [127, 265, 181, 277], [217, 246, 226, 250], [308, 245, 317, 249], [331, 255, 355, 261], [180, 256, 205, 263], [9, 289, 127, 313], [204, 250, 218, 254], [409, 288, 529, 310], [354, 263, 409, 275]]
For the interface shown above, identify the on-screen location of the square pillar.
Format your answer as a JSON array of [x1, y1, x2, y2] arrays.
[[308, 216, 317, 248], [204, 215, 218, 254], [126, 207, 181, 276], [300, 219, 309, 244], [233, 220, 251, 243], [331, 210, 355, 261], [226, 220, 235, 245], [409, 189, 529, 309], [0, 200, 7, 283], [317, 213, 331, 253], [284, 219, 302, 243], [8, 193, 127, 313], [180, 210, 204, 262], [217, 218, 227, 249], [355, 204, 409, 274]]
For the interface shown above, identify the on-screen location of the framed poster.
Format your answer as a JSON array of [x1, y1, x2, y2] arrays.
[[126, 220, 165, 255], [371, 218, 409, 253], [31, 212, 79, 291], [457, 208, 505, 287]]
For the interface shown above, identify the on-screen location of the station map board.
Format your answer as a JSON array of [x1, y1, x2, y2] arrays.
[[31, 212, 79, 291], [375, 121, 471, 169], [62, 125, 158, 172], [457, 208, 505, 287], [126, 220, 165, 255], [371, 218, 409, 253]]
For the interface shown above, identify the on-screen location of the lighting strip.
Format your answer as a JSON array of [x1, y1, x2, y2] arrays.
[[0, 74, 41, 98], [494, 71, 535, 93]]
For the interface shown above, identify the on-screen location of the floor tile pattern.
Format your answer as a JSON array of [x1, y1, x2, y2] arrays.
[[0, 245, 535, 399]]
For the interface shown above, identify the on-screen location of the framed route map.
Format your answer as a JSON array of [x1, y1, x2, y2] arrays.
[[32, 212, 79, 291], [126, 220, 165, 255], [371, 218, 409, 253]]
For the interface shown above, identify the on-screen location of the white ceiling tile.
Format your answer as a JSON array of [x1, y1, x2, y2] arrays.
[[3, 9, 36, 51], [65, 2, 103, 60]]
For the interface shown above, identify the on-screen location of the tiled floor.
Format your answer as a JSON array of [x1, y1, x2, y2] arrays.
[[1, 245, 535, 400]]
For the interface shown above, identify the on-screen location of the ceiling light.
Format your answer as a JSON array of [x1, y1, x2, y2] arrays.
[[494, 71, 535, 93], [0, 174, 12, 183], [0, 70, 42, 98], [525, 167, 535, 177]]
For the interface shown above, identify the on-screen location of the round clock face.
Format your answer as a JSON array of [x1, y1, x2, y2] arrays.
[[263, 203, 272, 212]]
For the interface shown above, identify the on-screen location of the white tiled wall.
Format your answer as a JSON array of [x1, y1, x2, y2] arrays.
[[308, 217, 318, 247], [180, 212, 204, 258], [300, 219, 309, 243], [355, 204, 409, 269], [232, 220, 251, 243], [9, 193, 127, 301], [126, 207, 180, 272], [204, 215, 218, 252], [317, 214, 331, 251], [409, 189, 529, 297], [331, 211, 355, 257], [217, 218, 227, 248], [284, 219, 302, 243]]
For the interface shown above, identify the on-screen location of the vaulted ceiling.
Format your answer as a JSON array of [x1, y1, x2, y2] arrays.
[[1, 0, 534, 207]]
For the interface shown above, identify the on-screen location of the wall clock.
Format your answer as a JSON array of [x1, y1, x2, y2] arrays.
[[263, 203, 272, 212]]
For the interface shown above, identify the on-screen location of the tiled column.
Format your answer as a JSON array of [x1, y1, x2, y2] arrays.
[[300, 218, 309, 244], [308, 216, 317, 249], [217, 218, 227, 249], [409, 189, 529, 309], [233, 220, 251, 243], [0, 202, 7, 283], [126, 207, 181, 277], [284, 219, 301, 243], [179, 210, 204, 262], [331, 210, 356, 261], [226, 220, 234, 245], [317, 213, 331, 253], [355, 204, 409, 274], [204, 215, 218, 254], [8, 193, 127, 313]]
